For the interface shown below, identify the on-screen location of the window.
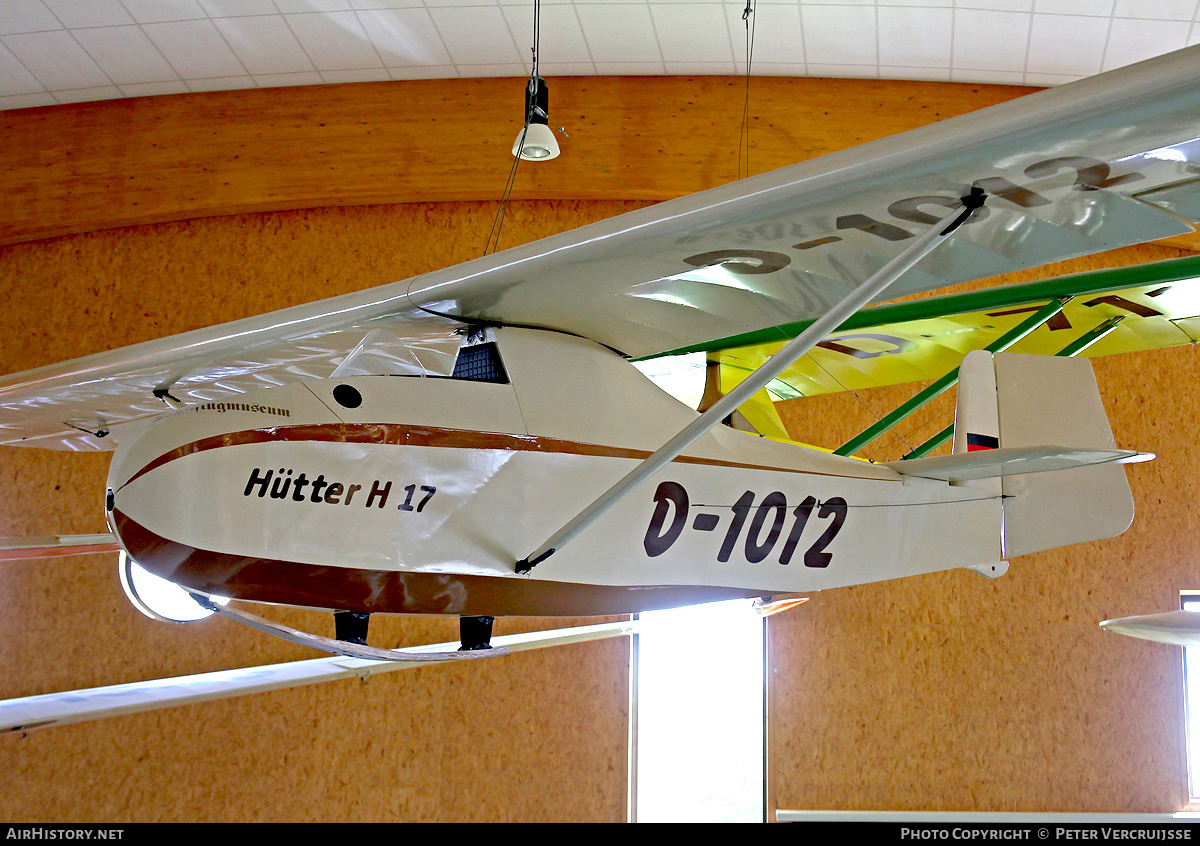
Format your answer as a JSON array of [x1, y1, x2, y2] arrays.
[[631, 598, 766, 822], [1183, 593, 1200, 801]]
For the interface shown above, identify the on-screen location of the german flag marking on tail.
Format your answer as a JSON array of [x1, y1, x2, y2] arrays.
[[967, 433, 999, 452]]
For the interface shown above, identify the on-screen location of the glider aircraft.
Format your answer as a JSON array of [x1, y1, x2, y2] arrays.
[[4, 44, 1200, 698]]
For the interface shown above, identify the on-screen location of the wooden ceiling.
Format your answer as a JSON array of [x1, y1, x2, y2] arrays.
[[0, 74, 1036, 246]]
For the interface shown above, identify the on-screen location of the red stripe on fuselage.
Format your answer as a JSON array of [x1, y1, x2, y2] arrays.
[[110, 509, 766, 617]]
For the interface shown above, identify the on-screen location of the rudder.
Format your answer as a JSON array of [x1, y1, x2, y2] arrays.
[[954, 350, 1135, 557]]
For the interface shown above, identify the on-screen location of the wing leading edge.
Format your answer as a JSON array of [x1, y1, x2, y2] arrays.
[[6, 46, 1200, 450]]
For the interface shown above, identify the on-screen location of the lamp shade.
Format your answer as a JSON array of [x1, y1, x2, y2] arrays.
[[513, 122, 560, 161]]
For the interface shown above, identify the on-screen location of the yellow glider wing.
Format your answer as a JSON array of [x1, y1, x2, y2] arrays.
[[686, 256, 1200, 402]]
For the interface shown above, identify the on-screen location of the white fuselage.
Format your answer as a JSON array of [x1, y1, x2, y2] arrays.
[[106, 328, 1002, 616]]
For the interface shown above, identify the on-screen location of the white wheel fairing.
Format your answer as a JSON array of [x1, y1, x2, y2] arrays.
[[118, 549, 227, 623]]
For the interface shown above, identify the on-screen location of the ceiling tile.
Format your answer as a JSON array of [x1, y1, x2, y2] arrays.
[[536, 60, 598, 74], [575, 4, 663, 63], [42, 0, 133, 28], [0, 42, 43, 95], [457, 63, 529, 76], [0, 1, 61, 36], [801, 5, 876, 66], [877, 64, 951, 81], [1023, 70, 1084, 85], [737, 3, 803, 66], [663, 60, 736, 73], [949, 67, 1025, 84], [804, 62, 877, 78], [1034, 0, 1110, 15], [501, 4, 593, 66], [955, 0, 1032, 9], [592, 60, 668, 74], [253, 70, 325, 86], [428, 6, 522, 65], [386, 63, 460, 79], [878, 6, 951, 68], [121, 0, 207, 24], [0, 0, 1195, 113], [649, 4, 734, 64], [213, 14, 315, 75], [197, 0, 279, 15], [320, 66, 392, 82], [186, 74, 256, 91], [73, 26, 178, 85], [1115, 0, 1196, 19], [1103, 17, 1189, 70], [275, 1, 353, 11], [952, 9, 1030, 73], [284, 12, 382, 70], [357, 9, 452, 66], [143, 19, 248, 79], [3, 30, 111, 89], [53, 85, 123, 103], [754, 62, 808, 76], [0, 91, 57, 108], [118, 80, 191, 97], [1027, 13, 1109, 76]]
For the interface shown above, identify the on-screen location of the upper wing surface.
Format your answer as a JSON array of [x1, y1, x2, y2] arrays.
[[5, 45, 1200, 450]]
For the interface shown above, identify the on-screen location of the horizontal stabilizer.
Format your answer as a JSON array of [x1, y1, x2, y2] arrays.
[[885, 447, 1154, 483], [1099, 610, 1200, 647]]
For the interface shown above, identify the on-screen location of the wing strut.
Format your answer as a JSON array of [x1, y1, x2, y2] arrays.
[[515, 188, 988, 573]]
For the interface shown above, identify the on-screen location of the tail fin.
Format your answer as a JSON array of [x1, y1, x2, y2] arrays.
[[954, 351, 1138, 557]]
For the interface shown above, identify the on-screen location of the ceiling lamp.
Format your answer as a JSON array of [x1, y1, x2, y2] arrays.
[[513, 76, 559, 161]]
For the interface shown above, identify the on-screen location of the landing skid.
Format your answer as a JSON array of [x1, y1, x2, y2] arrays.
[[333, 610, 370, 645], [191, 596, 510, 663], [459, 615, 495, 651]]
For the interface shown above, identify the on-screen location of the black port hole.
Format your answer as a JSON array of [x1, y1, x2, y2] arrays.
[[332, 384, 363, 409]]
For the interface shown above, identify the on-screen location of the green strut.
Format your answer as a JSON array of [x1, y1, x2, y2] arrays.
[[897, 314, 1126, 460], [833, 297, 1072, 458]]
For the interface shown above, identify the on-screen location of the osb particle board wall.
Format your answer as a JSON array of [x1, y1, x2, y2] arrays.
[[770, 244, 1198, 813], [0, 203, 637, 824], [0, 74, 1193, 821]]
